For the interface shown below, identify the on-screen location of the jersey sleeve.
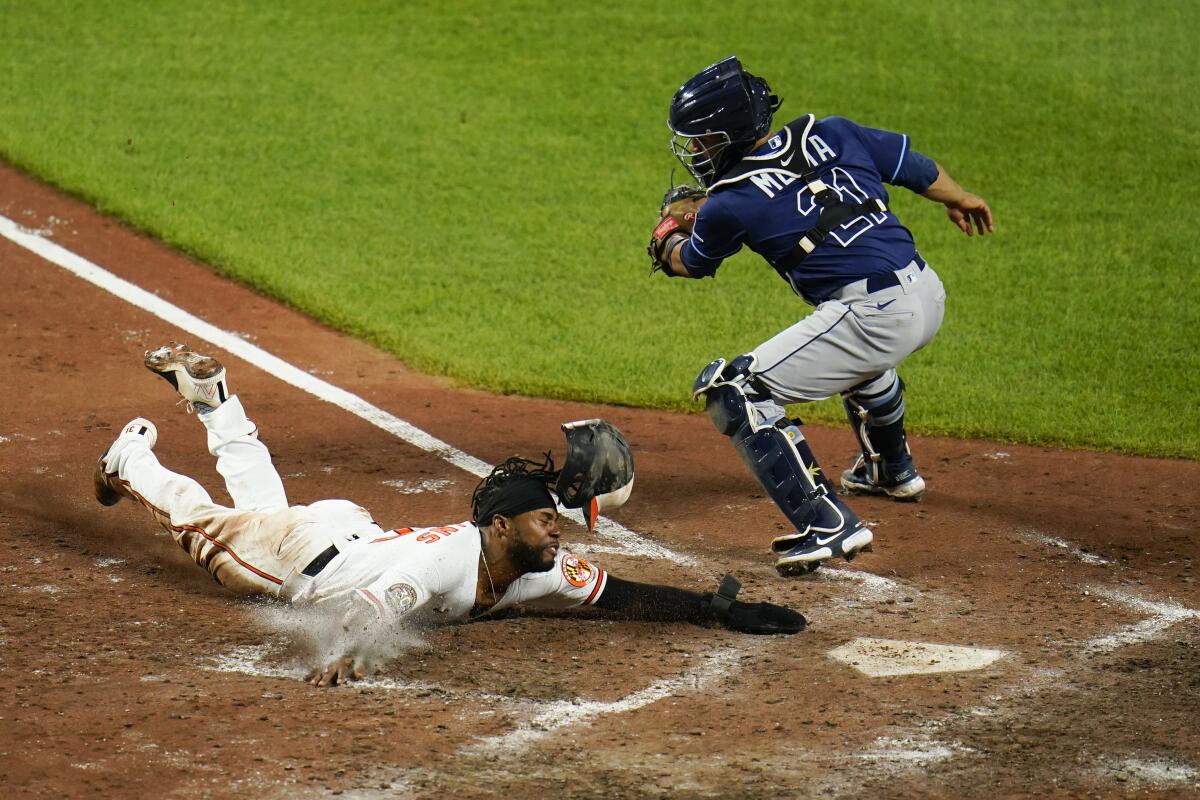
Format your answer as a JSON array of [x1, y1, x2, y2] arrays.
[[679, 197, 745, 277], [831, 116, 911, 184], [828, 115, 937, 193], [506, 550, 608, 610]]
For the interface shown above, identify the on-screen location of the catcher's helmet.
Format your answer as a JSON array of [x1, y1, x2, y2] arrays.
[[555, 419, 635, 531], [668, 56, 781, 188]]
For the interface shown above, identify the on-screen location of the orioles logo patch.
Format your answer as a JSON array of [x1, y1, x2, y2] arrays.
[[561, 554, 594, 587]]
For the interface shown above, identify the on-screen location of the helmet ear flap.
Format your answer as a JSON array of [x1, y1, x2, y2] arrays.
[[556, 419, 635, 530], [744, 72, 782, 139], [584, 478, 635, 531]]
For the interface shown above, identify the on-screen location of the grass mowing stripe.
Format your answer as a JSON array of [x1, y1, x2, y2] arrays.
[[1, 0, 1196, 457]]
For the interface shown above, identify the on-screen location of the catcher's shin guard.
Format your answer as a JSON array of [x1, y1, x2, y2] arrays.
[[695, 358, 868, 565], [841, 371, 924, 500]]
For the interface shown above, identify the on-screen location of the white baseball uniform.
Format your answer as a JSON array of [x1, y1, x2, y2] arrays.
[[102, 396, 608, 626]]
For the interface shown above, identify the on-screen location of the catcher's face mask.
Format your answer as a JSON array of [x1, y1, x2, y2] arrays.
[[670, 131, 733, 188], [667, 56, 781, 188], [555, 419, 635, 530]]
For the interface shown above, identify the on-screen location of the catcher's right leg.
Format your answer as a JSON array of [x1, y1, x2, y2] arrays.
[[694, 356, 872, 576]]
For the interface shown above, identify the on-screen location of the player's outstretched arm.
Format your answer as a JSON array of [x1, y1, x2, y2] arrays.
[[921, 163, 994, 237], [594, 574, 805, 635]]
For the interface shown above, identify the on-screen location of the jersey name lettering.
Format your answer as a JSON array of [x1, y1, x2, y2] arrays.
[[808, 134, 836, 163], [750, 171, 798, 199]]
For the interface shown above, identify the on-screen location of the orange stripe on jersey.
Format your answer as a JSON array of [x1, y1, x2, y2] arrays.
[[173, 523, 284, 585], [585, 569, 607, 604], [121, 479, 171, 519], [121, 482, 284, 586], [371, 527, 415, 543]]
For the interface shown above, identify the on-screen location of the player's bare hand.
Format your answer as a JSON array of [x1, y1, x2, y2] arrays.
[[945, 194, 993, 237], [306, 655, 365, 688]]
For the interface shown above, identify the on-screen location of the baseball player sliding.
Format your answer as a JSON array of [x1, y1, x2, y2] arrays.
[[95, 343, 804, 686], [648, 57, 993, 576]]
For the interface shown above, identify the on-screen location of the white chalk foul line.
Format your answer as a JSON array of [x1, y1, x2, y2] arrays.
[[0, 214, 691, 566], [1018, 530, 1199, 653], [1016, 528, 1111, 566], [818, 566, 905, 601]]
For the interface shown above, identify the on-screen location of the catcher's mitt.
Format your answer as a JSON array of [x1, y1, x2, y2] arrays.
[[660, 183, 707, 228], [648, 184, 707, 275]]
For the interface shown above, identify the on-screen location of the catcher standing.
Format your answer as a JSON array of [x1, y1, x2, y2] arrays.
[[95, 344, 804, 685], [648, 57, 993, 576]]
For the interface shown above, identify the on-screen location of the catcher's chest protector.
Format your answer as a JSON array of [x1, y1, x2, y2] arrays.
[[709, 114, 889, 276]]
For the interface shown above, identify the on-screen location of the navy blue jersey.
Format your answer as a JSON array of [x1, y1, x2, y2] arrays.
[[680, 115, 933, 304]]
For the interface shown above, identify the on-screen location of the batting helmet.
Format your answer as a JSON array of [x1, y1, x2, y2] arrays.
[[668, 56, 782, 187], [555, 419, 635, 531]]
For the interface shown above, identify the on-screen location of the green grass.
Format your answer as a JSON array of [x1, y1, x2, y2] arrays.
[[2, 0, 1198, 457]]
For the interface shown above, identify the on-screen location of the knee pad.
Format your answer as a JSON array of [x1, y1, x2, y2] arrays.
[[704, 383, 751, 437], [695, 354, 771, 437]]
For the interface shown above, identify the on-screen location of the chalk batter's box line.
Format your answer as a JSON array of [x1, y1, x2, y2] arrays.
[[0, 213, 691, 566]]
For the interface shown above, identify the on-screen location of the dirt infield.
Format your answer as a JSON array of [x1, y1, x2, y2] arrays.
[[2, 162, 1198, 799]]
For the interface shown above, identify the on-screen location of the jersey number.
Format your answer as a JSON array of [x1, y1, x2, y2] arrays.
[[796, 167, 888, 248]]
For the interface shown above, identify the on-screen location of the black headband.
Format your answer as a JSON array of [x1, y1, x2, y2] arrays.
[[474, 477, 556, 527]]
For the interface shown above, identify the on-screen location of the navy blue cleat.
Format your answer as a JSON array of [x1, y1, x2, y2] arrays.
[[840, 454, 926, 502], [770, 500, 874, 576]]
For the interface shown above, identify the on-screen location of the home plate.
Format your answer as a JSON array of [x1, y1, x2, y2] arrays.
[[828, 638, 1008, 677]]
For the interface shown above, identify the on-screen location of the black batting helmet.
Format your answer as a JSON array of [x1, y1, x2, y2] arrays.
[[555, 419, 635, 531]]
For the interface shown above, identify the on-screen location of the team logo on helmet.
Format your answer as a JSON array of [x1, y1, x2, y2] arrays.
[[561, 554, 594, 587]]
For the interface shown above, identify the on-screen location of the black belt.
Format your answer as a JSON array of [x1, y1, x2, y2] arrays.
[[301, 545, 339, 577], [864, 253, 927, 294]]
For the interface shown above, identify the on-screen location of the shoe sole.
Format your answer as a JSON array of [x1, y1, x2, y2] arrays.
[[145, 345, 223, 379], [840, 475, 925, 502], [144, 343, 227, 406], [774, 528, 874, 576]]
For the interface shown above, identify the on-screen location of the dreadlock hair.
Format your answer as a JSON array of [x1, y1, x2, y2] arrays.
[[471, 452, 558, 526]]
